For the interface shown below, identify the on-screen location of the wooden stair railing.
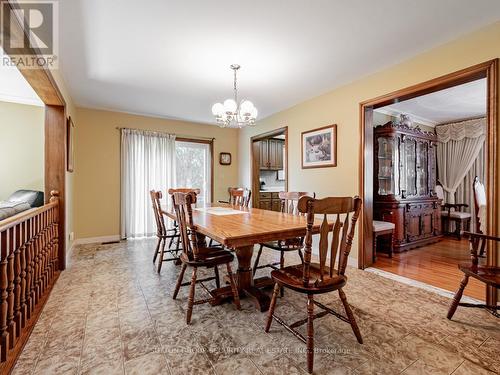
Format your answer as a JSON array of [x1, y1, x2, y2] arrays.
[[0, 191, 61, 373]]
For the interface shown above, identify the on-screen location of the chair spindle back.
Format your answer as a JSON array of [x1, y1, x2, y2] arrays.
[[279, 192, 315, 216], [228, 188, 251, 207], [298, 196, 362, 287]]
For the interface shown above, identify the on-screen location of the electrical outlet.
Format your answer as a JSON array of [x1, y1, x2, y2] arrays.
[[69, 232, 74, 241]]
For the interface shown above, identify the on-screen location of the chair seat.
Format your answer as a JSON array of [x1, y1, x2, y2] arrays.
[[442, 211, 471, 219], [261, 237, 303, 251], [271, 263, 346, 294], [458, 264, 500, 288], [180, 248, 234, 266], [373, 220, 395, 232]]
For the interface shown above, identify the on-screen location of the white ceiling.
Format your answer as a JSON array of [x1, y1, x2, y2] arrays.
[[58, 0, 500, 125], [376, 79, 487, 126], [0, 47, 44, 107]]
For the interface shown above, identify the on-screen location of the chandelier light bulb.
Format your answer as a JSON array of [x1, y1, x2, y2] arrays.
[[212, 103, 224, 116], [240, 100, 254, 115], [223, 99, 237, 113]]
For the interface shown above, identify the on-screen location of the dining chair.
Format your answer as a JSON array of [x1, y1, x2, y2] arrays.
[[150, 190, 181, 273], [435, 181, 471, 240], [446, 232, 500, 319], [171, 191, 241, 324], [253, 192, 315, 296], [219, 187, 252, 206], [209, 187, 252, 247], [265, 195, 363, 374]]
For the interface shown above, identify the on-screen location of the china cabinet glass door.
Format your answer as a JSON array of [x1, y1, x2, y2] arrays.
[[402, 138, 417, 196], [416, 141, 428, 196], [377, 136, 398, 195]]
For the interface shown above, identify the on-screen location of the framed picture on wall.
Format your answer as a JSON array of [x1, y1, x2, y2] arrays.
[[67, 116, 75, 172], [301, 124, 337, 169]]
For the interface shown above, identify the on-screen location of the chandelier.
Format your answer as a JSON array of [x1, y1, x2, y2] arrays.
[[212, 64, 258, 128]]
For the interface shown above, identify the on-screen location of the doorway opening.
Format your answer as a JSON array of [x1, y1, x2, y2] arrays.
[[359, 60, 498, 305], [250, 127, 288, 210]]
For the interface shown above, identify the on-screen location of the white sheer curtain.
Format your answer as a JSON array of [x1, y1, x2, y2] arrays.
[[121, 129, 176, 238], [436, 118, 486, 204]]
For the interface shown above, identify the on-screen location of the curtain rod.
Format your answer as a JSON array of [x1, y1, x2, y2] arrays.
[[115, 126, 215, 141]]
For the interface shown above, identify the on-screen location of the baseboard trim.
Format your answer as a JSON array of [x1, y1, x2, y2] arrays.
[[73, 235, 122, 246]]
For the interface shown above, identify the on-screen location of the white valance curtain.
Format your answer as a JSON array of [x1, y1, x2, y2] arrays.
[[121, 128, 176, 238], [436, 117, 486, 207]]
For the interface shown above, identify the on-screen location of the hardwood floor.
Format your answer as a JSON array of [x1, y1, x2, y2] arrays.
[[373, 237, 486, 301]]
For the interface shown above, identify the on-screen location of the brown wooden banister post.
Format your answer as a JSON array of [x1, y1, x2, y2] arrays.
[[50, 191, 60, 271]]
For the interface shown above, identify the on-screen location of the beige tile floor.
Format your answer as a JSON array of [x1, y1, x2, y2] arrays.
[[12, 238, 500, 375]]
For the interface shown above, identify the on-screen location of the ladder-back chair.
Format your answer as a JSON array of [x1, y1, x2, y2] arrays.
[[150, 190, 181, 273], [265, 195, 363, 374], [171, 192, 240, 324]]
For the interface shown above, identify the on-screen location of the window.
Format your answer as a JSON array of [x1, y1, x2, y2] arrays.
[[175, 140, 212, 205]]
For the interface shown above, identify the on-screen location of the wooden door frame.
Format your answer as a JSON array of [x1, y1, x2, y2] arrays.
[[250, 126, 288, 208], [359, 59, 498, 305], [2, 0, 67, 269]]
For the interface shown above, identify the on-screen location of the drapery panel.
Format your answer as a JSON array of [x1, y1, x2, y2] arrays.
[[436, 118, 486, 205], [121, 129, 176, 238]]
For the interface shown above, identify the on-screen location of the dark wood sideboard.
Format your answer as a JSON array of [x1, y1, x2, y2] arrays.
[[374, 121, 442, 252]]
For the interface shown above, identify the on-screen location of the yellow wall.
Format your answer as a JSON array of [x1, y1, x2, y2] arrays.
[[0, 101, 44, 200], [238, 21, 500, 260], [74, 108, 239, 239]]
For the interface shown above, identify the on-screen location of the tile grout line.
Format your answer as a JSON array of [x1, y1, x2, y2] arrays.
[[449, 359, 466, 374]]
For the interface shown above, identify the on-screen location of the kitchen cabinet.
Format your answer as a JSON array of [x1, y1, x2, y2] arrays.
[[259, 139, 284, 170], [259, 192, 281, 212]]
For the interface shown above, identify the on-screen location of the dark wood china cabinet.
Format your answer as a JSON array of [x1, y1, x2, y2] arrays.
[[374, 121, 442, 252]]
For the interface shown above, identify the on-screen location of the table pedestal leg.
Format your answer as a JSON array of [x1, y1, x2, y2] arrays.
[[210, 245, 271, 312]]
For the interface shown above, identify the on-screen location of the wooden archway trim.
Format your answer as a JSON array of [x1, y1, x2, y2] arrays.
[[1, 0, 65, 106], [359, 59, 498, 305]]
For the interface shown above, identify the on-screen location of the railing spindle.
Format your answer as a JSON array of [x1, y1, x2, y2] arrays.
[[0, 231, 8, 362], [19, 220, 27, 329], [6, 227, 16, 348], [13, 223, 22, 336]]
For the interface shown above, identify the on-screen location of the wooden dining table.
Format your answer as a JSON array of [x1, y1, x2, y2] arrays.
[[163, 203, 325, 312]]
